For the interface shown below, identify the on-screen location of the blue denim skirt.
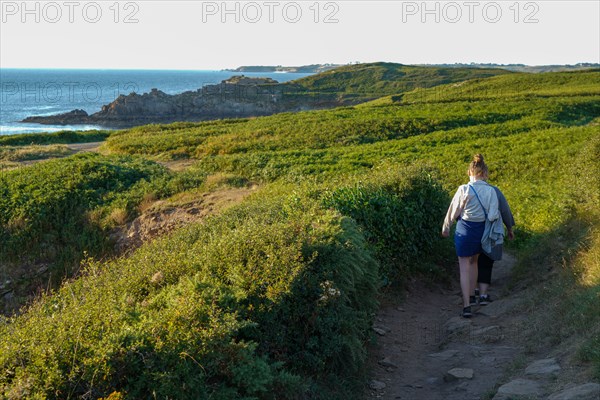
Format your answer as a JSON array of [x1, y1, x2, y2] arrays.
[[454, 219, 485, 257]]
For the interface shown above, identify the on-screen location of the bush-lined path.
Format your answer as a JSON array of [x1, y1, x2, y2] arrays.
[[365, 254, 600, 400]]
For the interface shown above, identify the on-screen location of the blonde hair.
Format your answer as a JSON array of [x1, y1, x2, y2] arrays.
[[468, 154, 488, 177]]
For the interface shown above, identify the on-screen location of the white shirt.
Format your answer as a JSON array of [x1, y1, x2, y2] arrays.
[[442, 180, 500, 234]]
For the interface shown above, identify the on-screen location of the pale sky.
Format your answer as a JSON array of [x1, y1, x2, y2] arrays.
[[1, 0, 598, 69]]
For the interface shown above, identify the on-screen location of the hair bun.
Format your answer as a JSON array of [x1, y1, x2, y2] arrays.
[[473, 154, 484, 164], [468, 153, 488, 177]]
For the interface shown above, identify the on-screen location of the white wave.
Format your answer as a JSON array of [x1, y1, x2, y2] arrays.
[[0, 124, 106, 135], [18, 105, 58, 111]]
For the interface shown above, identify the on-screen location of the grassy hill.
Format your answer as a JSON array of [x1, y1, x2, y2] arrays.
[[274, 62, 512, 107], [0, 66, 599, 399], [402, 68, 600, 103], [290, 61, 511, 95]]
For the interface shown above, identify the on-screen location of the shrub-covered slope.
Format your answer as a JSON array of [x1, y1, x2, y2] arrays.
[[0, 153, 205, 312], [0, 168, 448, 399], [290, 61, 511, 95], [0, 69, 599, 399], [105, 96, 598, 159], [401, 69, 600, 102], [0, 130, 111, 146]]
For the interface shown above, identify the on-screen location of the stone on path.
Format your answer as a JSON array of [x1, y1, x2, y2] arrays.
[[444, 368, 474, 382], [428, 349, 459, 361], [373, 327, 386, 336], [378, 356, 398, 369], [479, 297, 519, 317], [445, 316, 472, 334], [547, 383, 600, 400], [471, 325, 503, 343], [480, 355, 497, 365], [425, 377, 440, 385], [369, 380, 386, 390], [525, 358, 561, 377], [492, 379, 543, 400]]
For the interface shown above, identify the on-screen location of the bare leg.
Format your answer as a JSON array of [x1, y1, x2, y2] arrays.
[[478, 282, 490, 296], [458, 256, 472, 307], [470, 254, 479, 297]]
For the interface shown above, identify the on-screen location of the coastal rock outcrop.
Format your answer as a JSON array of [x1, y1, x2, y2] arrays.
[[23, 109, 92, 125], [22, 76, 342, 127]]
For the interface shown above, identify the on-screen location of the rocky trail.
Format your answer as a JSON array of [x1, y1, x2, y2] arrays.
[[365, 254, 600, 400]]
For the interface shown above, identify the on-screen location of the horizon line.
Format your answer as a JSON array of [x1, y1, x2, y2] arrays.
[[2, 61, 600, 71]]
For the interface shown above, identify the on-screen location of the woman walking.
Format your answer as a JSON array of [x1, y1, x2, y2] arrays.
[[442, 154, 500, 318]]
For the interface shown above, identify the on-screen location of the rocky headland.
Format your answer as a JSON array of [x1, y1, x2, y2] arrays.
[[22, 75, 346, 128]]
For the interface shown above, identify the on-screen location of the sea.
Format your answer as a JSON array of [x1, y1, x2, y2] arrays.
[[0, 69, 313, 135]]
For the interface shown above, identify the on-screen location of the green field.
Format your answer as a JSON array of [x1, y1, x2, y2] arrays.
[[0, 66, 599, 399]]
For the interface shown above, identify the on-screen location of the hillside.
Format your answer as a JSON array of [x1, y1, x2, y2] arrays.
[[228, 62, 600, 74], [401, 68, 600, 103], [419, 62, 600, 73], [22, 63, 510, 127], [0, 68, 599, 399], [291, 61, 511, 95]]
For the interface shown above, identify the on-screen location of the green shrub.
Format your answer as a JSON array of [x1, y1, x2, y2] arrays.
[[0, 153, 205, 308], [0, 130, 111, 146], [0, 144, 73, 162], [0, 153, 165, 259], [322, 168, 449, 283], [0, 192, 381, 399]]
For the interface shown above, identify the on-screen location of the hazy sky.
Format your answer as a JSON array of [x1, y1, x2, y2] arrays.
[[1, 0, 598, 69]]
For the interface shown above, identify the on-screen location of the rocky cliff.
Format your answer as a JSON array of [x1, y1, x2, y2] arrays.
[[22, 76, 344, 128]]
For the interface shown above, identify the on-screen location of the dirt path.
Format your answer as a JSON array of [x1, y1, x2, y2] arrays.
[[65, 141, 103, 152], [365, 254, 523, 400]]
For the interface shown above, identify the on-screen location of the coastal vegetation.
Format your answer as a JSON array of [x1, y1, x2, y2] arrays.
[[0, 65, 598, 398], [291, 62, 511, 96], [22, 63, 511, 127], [0, 130, 111, 146], [0, 144, 73, 163]]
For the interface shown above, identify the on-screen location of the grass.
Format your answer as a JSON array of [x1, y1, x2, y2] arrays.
[[105, 95, 599, 160], [291, 62, 511, 96], [0, 153, 206, 313], [0, 67, 599, 398], [509, 135, 600, 379], [0, 130, 111, 146], [402, 69, 600, 103], [0, 163, 447, 398], [0, 186, 392, 399], [0, 144, 73, 162]]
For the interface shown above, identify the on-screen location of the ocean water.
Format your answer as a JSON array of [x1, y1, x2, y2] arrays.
[[0, 69, 313, 135]]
